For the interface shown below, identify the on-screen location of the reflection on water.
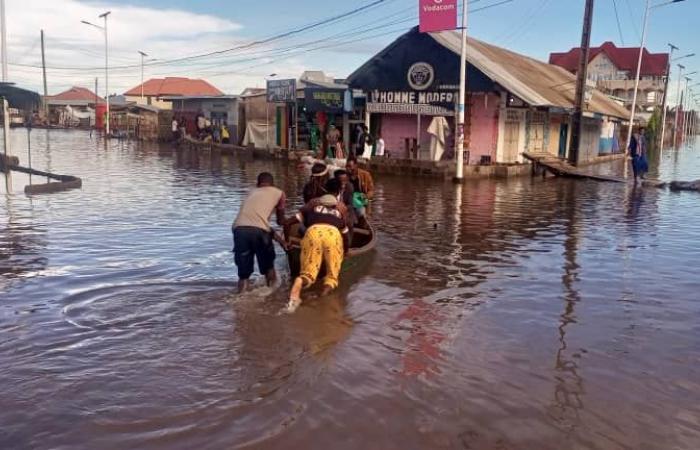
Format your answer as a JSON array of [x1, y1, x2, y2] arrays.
[[1, 129, 700, 449]]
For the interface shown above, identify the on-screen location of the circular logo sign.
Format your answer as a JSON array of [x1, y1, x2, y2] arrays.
[[407, 62, 435, 91]]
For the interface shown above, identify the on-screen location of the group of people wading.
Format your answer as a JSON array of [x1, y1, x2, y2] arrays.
[[231, 157, 375, 313]]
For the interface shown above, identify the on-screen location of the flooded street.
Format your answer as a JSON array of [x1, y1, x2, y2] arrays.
[[2, 130, 700, 449]]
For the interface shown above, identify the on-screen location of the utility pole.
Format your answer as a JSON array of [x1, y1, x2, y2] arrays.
[[454, 0, 468, 181], [41, 30, 48, 118], [102, 11, 110, 135], [568, 0, 595, 166], [658, 43, 677, 149], [673, 64, 685, 145], [0, 0, 7, 82], [94, 77, 98, 128], [625, 0, 651, 154]]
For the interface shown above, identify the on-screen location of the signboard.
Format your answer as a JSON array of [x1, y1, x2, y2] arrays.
[[266, 79, 296, 103], [304, 88, 347, 113], [419, 0, 457, 33], [366, 89, 456, 115]]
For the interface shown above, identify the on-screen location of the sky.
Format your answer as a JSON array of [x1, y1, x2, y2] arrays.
[[4, 0, 699, 105]]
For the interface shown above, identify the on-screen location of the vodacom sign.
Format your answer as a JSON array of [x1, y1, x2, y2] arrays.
[[419, 0, 457, 33]]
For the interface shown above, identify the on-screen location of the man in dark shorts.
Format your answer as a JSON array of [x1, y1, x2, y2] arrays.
[[232, 172, 287, 292]]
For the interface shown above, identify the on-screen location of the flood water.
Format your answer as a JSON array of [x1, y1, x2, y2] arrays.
[[2, 129, 700, 450]]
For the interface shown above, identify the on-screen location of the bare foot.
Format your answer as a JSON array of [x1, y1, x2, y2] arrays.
[[320, 284, 334, 296], [237, 279, 250, 293], [284, 277, 304, 314]]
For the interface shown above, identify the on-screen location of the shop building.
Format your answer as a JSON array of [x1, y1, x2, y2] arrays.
[[347, 27, 629, 167]]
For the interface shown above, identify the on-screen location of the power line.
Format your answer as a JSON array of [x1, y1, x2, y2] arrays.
[[611, 0, 626, 46], [10, 0, 391, 71]]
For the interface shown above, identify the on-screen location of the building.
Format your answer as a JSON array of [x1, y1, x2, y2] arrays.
[[0, 83, 41, 127], [45, 86, 104, 128], [347, 27, 629, 167], [123, 77, 223, 109], [550, 42, 669, 120], [240, 71, 357, 151], [162, 95, 240, 142]]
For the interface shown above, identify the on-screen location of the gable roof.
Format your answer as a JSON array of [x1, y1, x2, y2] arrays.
[[124, 77, 223, 97], [549, 42, 669, 77], [429, 31, 630, 118], [50, 86, 103, 102]]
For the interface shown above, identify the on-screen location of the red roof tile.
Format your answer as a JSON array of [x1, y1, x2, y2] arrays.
[[123, 77, 223, 97], [549, 42, 669, 77], [50, 86, 103, 102]]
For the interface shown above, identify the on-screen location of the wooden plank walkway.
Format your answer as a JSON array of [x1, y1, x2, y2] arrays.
[[522, 152, 625, 183]]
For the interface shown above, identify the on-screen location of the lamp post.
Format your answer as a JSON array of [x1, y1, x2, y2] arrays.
[[138, 51, 148, 102], [625, 0, 686, 155], [82, 11, 111, 135], [660, 50, 693, 148], [672, 64, 686, 144], [681, 75, 696, 144]]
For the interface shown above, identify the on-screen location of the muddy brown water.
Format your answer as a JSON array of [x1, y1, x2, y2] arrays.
[[1, 130, 700, 450]]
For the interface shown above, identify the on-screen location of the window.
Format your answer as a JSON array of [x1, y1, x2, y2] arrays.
[[646, 91, 656, 104]]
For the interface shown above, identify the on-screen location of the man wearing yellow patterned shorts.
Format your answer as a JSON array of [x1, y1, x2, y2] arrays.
[[286, 195, 349, 313]]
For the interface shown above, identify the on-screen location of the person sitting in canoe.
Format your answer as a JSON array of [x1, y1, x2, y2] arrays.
[[284, 194, 349, 313], [344, 156, 374, 226], [302, 162, 330, 203]]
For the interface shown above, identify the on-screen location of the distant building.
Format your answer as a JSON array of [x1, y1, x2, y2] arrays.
[[45, 86, 103, 127], [162, 95, 240, 142], [549, 42, 669, 117], [123, 77, 223, 109]]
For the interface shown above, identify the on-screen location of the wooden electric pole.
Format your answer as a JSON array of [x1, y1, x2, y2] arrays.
[[41, 30, 48, 117], [568, 0, 595, 166]]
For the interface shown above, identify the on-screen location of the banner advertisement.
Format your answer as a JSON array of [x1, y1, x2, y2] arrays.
[[267, 79, 296, 103], [419, 0, 457, 33]]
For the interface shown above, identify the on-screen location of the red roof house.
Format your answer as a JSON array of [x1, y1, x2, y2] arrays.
[[48, 86, 103, 104], [549, 42, 669, 77], [124, 77, 223, 98]]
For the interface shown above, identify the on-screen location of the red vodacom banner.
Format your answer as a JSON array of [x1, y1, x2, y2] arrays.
[[419, 0, 457, 33]]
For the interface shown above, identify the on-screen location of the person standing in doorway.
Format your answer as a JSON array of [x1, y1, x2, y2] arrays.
[[171, 117, 179, 141], [375, 132, 385, 158], [221, 124, 231, 144], [232, 172, 288, 292]]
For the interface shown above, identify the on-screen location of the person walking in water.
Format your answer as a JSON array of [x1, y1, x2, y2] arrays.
[[232, 172, 287, 292], [629, 127, 649, 183], [285, 194, 349, 313]]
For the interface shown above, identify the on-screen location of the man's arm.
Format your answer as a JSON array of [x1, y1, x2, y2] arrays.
[[275, 192, 287, 226]]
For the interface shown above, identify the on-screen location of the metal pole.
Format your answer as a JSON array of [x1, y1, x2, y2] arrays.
[[0, 0, 7, 82], [568, 0, 595, 166], [94, 77, 98, 128], [673, 65, 684, 144], [625, 0, 650, 154], [659, 44, 676, 149], [682, 79, 690, 144], [266, 102, 269, 149], [141, 53, 144, 101], [41, 30, 48, 119], [3, 98, 10, 157], [102, 12, 110, 135], [454, 0, 468, 181]]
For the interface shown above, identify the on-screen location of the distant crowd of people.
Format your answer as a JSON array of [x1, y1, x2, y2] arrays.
[[171, 113, 231, 144], [314, 123, 385, 160]]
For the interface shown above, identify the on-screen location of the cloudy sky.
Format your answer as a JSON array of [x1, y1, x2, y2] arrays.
[[4, 0, 699, 104]]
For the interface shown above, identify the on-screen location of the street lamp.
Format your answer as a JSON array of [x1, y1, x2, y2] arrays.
[[682, 74, 696, 143], [138, 51, 148, 102], [660, 50, 694, 147], [625, 0, 686, 155], [82, 11, 111, 135]]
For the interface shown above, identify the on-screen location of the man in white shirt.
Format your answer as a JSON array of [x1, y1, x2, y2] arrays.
[[375, 132, 386, 157]]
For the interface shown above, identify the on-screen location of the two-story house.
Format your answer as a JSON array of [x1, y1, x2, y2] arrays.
[[549, 42, 669, 119]]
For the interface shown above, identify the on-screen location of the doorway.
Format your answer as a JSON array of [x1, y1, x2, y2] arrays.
[[558, 123, 569, 158]]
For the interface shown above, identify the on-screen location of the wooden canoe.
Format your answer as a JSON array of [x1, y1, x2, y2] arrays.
[[285, 221, 377, 278]]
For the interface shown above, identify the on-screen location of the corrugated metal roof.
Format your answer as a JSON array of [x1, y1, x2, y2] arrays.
[[430, 31, 630, 119]]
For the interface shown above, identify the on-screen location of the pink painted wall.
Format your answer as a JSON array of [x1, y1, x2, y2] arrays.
[[376, 92, 498, 163], [467, 93, 499, 164]]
